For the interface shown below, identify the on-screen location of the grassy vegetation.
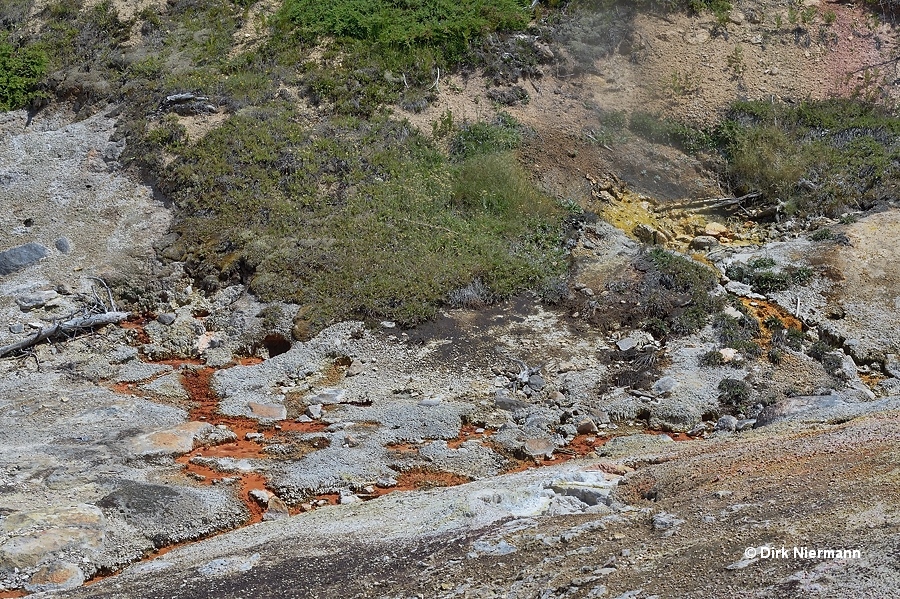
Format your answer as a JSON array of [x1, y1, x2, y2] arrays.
[[629, 98, 899, 219], [721, 99, 900, 217], [162, 105, 566, 329], [0, 0, 570, 333]]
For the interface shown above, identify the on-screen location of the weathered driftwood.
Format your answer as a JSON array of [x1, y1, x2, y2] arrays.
[[0, 311, 130, 358], [659, 191, 762, 212]]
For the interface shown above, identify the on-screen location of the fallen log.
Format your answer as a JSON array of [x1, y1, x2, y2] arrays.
[[0, 311, 130, 358]]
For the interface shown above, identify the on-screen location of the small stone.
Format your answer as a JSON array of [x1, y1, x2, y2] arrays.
[[633, 223, 665, 245], [305, 404, 323, 419], [728, 10, 744, 24], [339, 493, 362, 505], [528, 374, 545, 390], [376, 476, 398, 488], [54, 238, 71, 254], [651, 512, 684, 530], [576, 419, 599, 434], [719, 347, 739, 363], [249, 489, 270, 506], [157, 313, 176, 325], [245, 432, 264, 441], [704, 222, 729, 238], [345, 359, 364, 377], [736, 418, 756, 431], [616, 338, 637, 352], [418, 397, 442, 407], [16, 290, 58, 311], [263, 495, 290, 521], [344, 434, 360, 448], [715, 415, 738, 432], [651, 376, 678, 396], [687, 422, 710, 437], [8, 323, 24, 334], [689, 235, 718, 250], [523, 437, 555, 458]]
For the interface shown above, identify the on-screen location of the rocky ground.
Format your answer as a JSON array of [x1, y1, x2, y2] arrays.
[[0, 1, 899, 598]]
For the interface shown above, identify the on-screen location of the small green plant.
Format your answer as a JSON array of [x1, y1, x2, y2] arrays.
[[810, 228, 834, 241], [823, 10, 837, 25], [726, 44, 745, 78], [783, 327, 805, 351], [788, 6, 799, 25], [763, 315, 785, 331], [748, 256, 776, 269], [807, 340, 830, 362], [432, 109, 455, 140], [669, 69, 700, 97], [700, 349, 726, 366], [801, 6, 817, 24], [718, 377, 751, 406], [768, 347, 783, 365], [0, 39, 47, 111], [839, 214, 858, 224]]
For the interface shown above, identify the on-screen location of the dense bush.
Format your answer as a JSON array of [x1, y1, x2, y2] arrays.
[[0, 39, 47, 110]]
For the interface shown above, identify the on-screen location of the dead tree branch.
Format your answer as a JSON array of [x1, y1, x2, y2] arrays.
[[0, 312, 130, 358]]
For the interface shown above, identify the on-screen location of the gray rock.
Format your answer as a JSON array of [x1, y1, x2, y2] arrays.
[[599, 434, 673, 458], [576, 419, 599, 434], [157, 313, 177, 326], [755, 395, 900, 427], [714, 415, 738, 432], [418, 397, 442, 407], [689, 235, 718, 250], [736, 418, 756, 431], [528, 374, 545, 391], [0, 243, 48, 276], [204, 347, 234, 368], [885, 354, 900, 379], [24, 561, 84, 593], [345, 359, 364, 377], [651, 376, 678, 396], [16, 290, 58, 311], [142, 372, 190, 400], [375, 476, 397, 488], [305, 404, 323, 419], [8, 323, 24, 334], [616, 337, 637, 352], [96, 481, 248, 547], [306, 388, 347, 405], [651, 511, 684, 530], [54, 237, 71, 254], [116, 361, 172, 383], [248, 489, 270, 506], [495, 389, 529, 412]]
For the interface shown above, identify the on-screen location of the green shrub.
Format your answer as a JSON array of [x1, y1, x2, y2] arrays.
[[645, 248, 723, 334], [718, 377, 750, 406], [0, 39, 47, 110], [279, 0, 528, 59], [810, 228, 834, 241]]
